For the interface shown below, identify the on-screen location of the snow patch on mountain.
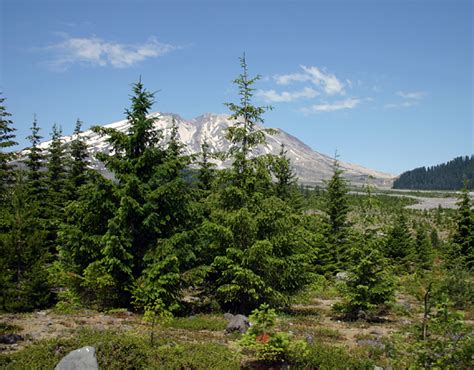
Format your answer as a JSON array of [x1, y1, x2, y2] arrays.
[[34, 112, 394, 187]]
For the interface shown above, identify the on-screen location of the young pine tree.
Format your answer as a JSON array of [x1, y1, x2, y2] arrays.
[[322, 156, 350, 273], [451, 183, 474, 270], [224, 53, 273, 194], [206, 56, 316, 313], [68, 118, 90, 195], [414, 224, 434, 270], [0, 94, 17, 199], [272, 143, 299, 204], [24, 115, 45, 201], [384, 212, 414, 269], [336, 236, 395, 319], [0, 174, 51, 312]]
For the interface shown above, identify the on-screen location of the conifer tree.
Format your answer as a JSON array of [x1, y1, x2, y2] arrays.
[[68, 118, 90, 193], [0, 174, 50, 312], [272, 143, 298, 202], [224, 54, 273, 192], [24, 115, 45, 200], [452, 183, 474, 269], [384, 212, 414, 268], [197, 140, 215, 192], [337, 236, 395, 319], [323, 156, 350, 272], [0, 94, 17, 199], [46, 124, 68, 221], [414, 224, 434, 270], [205, 56, 316, 313]]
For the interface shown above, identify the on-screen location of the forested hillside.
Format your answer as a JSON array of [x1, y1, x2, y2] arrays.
[[393, 155, 474, 190], [1, 58, 473, 368]]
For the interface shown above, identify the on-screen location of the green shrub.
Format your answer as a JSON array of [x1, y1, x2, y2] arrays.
[[239, 304, 309, 365]]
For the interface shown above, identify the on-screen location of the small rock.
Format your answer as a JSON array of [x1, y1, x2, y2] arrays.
[[0, 334, 23, 345], [55, 346, 98, 370], [374, 366, 384, 370], [223, 312, 234, 321], [305, 334, 314, 344], [225, 314, 249, 333], [335, 271, 350, 282]]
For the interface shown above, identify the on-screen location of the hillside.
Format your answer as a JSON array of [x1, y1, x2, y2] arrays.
[[393, 155, 474, 190]]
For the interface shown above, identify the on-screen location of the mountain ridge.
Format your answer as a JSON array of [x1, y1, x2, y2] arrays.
[[35, 112, 395, 187]]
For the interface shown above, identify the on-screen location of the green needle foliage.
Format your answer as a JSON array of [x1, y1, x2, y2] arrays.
[[0, 94, 17, 199]]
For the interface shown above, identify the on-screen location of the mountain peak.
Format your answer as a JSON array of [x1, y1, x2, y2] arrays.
[[32, 112, 394, 187]]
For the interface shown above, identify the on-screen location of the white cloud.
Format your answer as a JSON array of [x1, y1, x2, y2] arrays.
[[273, 65, 345, 95], [396, 91, 425, 100], [301, 98, 361, 113], [301, 65, 345, 95], [46, 35, 177, 69], [384, 90, 425, 109], [256, 87, 317, 103], [273, 72, 310, 85], [384, 101, 418, 109]]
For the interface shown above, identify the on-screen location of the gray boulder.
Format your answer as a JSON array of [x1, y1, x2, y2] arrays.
[[335, 271, 350, 282], [225, 314, 249, 333], [55, 346, 98, 370]]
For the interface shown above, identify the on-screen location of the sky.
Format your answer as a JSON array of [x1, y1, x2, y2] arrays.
[[1, 0, 472, 175]]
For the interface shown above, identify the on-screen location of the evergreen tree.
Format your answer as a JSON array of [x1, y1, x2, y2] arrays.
[[0, 94, 17, 199], [0, 174, 50, 312], [224, 54, 273, 193], [384, 212, 414, 269], [451, 183, 474, 269], [197, 140, 215, 192], [322, 156, 350, 272], [24, 115, 45, 201], [336, 236, 394, 319], [414, 224, 434, 270], [68, 118, 90, 194], [272, 143, 298, 203], [46, 124, 68, 221], [204, 56, 316, 313]]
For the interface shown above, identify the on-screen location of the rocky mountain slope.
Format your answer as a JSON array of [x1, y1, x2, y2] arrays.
[[36, 112, 394, 187]]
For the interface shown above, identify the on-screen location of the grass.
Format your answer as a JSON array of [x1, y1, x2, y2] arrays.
[[0, 323, 22, 336], [163, 314, 227, 331], [0, 328, 240, 370]]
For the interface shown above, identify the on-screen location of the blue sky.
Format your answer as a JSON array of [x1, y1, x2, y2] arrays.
[[1, 0, 472, 174]]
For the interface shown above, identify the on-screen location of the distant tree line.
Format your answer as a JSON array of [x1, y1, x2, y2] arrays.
[[393, 155, 474, 190]]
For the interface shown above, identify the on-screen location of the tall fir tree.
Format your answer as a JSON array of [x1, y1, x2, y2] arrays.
[[272, 143, 298, 203], [322, 156, 350, 273], [0, 94, 17, 199], [451, 182, 474, 269], [46, 124, 68, 220], [197, 140, 216, 192], [24, 115, 45, 201], [204, 55, 316, 313], [0, 174, 50, 312], [224, 54, 273, 193], [384, 212, 414, 269], [68, 118, 90, 195]]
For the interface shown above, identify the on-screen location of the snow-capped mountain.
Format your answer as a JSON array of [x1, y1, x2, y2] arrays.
[[37, 112, 394, 187]]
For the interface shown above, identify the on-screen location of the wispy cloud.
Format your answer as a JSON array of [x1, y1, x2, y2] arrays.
[[396, 91, 425, 100], [273, 65, 345, 95], [45, 35, 178, 70], [274, 72, 309, 85], [384, 101, 418, 109], [256, 87, 317, 103], [385, 90, 426, 109], [300, 98, 361, 113]]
